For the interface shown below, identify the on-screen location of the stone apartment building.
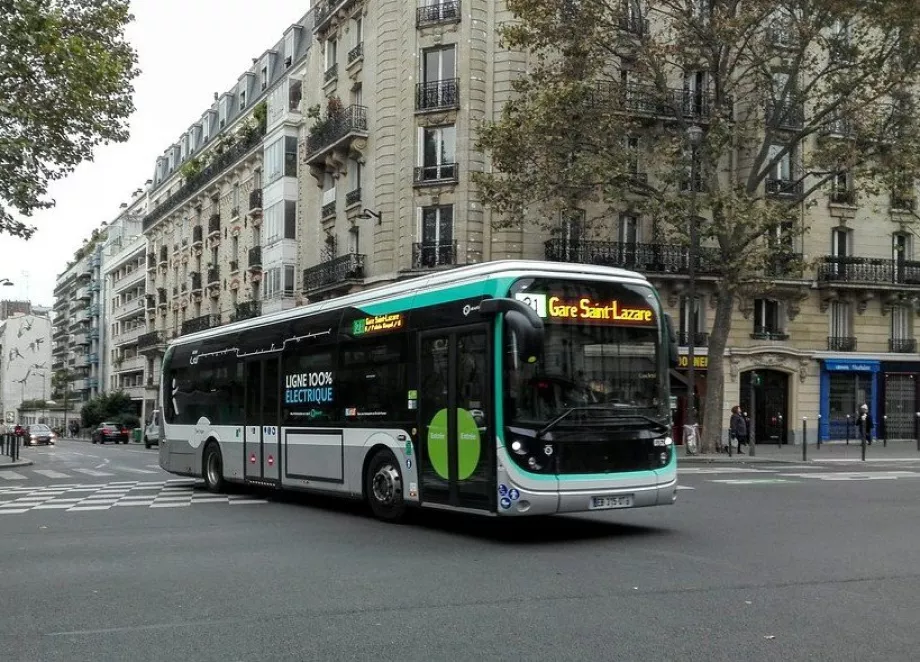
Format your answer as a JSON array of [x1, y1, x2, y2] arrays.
[[102, 191, 150, 420], [293, 0, 920, 445], [138, 10, 315, 404], [0, 313, 52, 423]]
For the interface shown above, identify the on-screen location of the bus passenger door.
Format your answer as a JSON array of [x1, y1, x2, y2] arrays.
[[244, 359, 281, 483], [418, 326, 494, 511]]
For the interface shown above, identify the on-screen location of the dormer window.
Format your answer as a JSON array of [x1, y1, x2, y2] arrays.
[[261, 66, 268, 90], [239, 89, 247, 110]]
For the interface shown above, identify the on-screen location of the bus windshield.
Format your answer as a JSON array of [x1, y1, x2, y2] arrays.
[[506, 277, 668, 427]]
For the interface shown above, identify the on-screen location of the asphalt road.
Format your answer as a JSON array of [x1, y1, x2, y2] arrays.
[[3, 441, 920, 661]]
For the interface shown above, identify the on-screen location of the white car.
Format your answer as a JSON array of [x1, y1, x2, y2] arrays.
[[144, 409, 161, 449]]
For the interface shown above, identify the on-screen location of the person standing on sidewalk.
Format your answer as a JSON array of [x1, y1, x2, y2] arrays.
[[858, 403, 874, 445], [730, 405, 748, 454]]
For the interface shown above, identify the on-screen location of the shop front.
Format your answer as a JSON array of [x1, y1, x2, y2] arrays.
[[671, 353, 708, 445], [879, 362, 920, 441], [819, 359, 880, 442]]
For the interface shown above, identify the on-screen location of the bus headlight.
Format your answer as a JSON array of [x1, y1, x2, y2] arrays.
[[511, 439, 526, 455]]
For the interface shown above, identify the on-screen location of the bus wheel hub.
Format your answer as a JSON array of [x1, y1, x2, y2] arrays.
[[372, 464, 401, 505]]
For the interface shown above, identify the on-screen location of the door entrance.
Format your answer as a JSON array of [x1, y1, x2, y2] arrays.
[[884, 373, 916, 440], [244, 359, 280, 482], [417, 326, 494, 510], [741, 369, 789, 445]]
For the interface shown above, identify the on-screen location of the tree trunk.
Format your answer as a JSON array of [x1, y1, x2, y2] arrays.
[[701, 285, 735, 454]]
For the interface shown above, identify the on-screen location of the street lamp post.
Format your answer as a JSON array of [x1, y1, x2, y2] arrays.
[[685, 125, 704, 441]]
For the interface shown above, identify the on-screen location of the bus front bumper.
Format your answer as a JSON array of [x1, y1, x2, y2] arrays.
[[496, 477, 677, 516]]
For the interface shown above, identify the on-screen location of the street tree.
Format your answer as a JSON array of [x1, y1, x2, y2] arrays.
[[474, 0, 920, 452], [0, 0, 139, 239]]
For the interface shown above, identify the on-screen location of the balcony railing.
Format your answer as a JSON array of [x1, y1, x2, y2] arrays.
[[208, 213, 221, 235], [765, 178, 804, 196], [828, 336, 857, 352], [345, 188, 362, 207], [249, 188, 263, 213], [321, 201, 336, 219], [137, 331, 164, 352], [751, 327, 790, 341], [414, 163, 459, 185], [157, 289, 167, 305], [207, 266, 220, 285], [889, 338, 917, 353], [618, 14, 649, 35], [891, 195, 916, 212], [304, 104, 368, 158], [677, 331, 709, 346], [190, 272, 202, 291], [159, 246, 168, 263], [544, 239, 721, 275], [416, 79, 460, 112], [324, 63, 338, 84], [589, 82, 717, 120], [192, 225, 203, 244], [416, 0, 460, 26], [817, 256, 920, 285], [143, 124, 265, 231], [765, 99, 805, 130], [232, 300, 262, 322], [348, 42, 363, 64], [822, 117, 853, 137], [764, 252, 803, 279], [303, 253, 366, 293], [248, 246, 262, 269], [412, 241, 458, 269], [830, 189, 856, 205], [147, 253, 156, 270], [181, 314, 216, 336]]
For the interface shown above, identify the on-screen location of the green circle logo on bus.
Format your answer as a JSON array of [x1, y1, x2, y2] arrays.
[[427, 408, 481, 481]]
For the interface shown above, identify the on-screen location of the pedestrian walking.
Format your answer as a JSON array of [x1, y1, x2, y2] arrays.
[[730, 405, 748, 454], [858, 403, 873, 445]]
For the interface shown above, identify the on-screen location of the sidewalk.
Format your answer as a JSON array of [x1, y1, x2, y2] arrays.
[[1, 459, 34, 470], [680, 440, 920, 464]]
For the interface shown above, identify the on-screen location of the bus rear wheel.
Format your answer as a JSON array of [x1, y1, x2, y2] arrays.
[[365, 449, 406, 522], [203, 442, 225, 493]]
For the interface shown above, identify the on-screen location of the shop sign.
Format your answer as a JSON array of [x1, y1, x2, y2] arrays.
[[677, 355, 708, 370]]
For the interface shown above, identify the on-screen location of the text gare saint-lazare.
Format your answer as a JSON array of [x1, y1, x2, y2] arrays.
[[285, 371, 334, 404], [548, 297, 654, 322]]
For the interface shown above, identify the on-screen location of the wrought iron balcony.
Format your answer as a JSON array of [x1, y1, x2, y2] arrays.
[[192, 225, 203, 244], [137, 331, 164, 352], [248, 246, 262, 270], [412, 241, 458, 269], [147, 252, 156, 270], [544, 239, 721, 275], [765, 178, 804, 196], [889, 338, 917, 353], [157, 289, 167, 305], [229, 259, 239, 273], [249, 188, 263, 213], [145, 294, 155, 309], [828, 336, 857, 352], [618, 14, 649, 35], [181, 313, 216, 336], [303, 253, 366, 294], [891, 195, 916, 212], [414, 163, 459, 185], [416, 0, 460, 26], [321, 201, 336, 219], [589, 82, 716, 120], [416, 79, 460, 112], [765, 99, 804, 130], [345, 188, 362, 207], [207, 266, 220, 285], [143, 124, 265, 231], [764, 252, 804, 278], [324, 63, 338, 84], [348, 42, 363, 65], [677, 331, 709, 346], [304, 104, 368, 161], [158, 246, 168, 263], [208, 214, 220, 235], [821, 117, 853, 137], [232, 300, 262, 322], [190, 272, 202, 291], [751, 327, 790, 341], [830, 189, 856, 205], [817, 256, 920, 285]]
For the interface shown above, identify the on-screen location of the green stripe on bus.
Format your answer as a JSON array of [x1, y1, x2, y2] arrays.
[[358, 278, 517, 316]]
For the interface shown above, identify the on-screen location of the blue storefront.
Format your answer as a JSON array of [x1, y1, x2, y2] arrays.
[[819, 359, 880, 442]]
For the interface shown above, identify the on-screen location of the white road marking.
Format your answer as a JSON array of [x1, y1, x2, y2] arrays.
[[150, 502, 190, 508], [0, 509, 29, 514], [33, 470, 71, 479], [676, 485, 695, 491], [678, 467, 773, 474], [0, 472, 27, 480], [73, 469, 115, 477], [114, 466, 160, 475], [710, 478, 800, 485]]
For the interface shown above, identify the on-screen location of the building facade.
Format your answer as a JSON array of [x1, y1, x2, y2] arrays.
[[102, 191, 150, 420], [0, 313, 52, 423]]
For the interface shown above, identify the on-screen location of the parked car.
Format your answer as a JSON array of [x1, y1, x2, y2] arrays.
[[143, 409, 161, 449], [92, 421, 129, 444], [25, 424, 56, 446]]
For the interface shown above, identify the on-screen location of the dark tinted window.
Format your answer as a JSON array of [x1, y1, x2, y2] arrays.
[[339, 336, 409, 422]]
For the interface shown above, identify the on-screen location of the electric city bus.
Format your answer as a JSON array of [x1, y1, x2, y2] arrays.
[[158, 260, 679, 521]]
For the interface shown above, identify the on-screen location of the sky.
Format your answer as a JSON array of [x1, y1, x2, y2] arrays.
[[0, 0, 314, 307]]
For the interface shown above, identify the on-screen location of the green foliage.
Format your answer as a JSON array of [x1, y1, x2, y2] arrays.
[[0, 0, 139, 239], [307, 96, 346, 138], [476, 0, 920, 452], [180, 157, 202, 181], [80, 391, 135, 428], [252, 100, 268, 134], [19, 399, 48, 410]]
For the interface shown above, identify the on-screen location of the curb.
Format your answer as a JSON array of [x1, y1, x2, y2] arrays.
[[679, 456, 804, 465], [0, 459, 34, 470]]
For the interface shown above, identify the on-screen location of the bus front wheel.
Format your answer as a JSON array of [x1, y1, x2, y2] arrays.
[[365, 449, 406, 522], [203, 442, 225, 493]]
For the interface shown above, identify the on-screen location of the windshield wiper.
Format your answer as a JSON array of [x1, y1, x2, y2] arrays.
[[536, 408, 668, 438]]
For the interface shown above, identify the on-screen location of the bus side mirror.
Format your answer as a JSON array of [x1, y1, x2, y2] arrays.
[[480, 298, 544, 364], [664, 313, 679, 368]]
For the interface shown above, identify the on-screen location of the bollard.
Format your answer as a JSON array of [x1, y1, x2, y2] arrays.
[[802, 417, 808, 461], [778, 414, 783, 448], [817, 414, 822, 450], [846, 414, 851, 445], [916, 412, 920, 452], [883, 415, 888, 448], [860, 415, 866, 462]]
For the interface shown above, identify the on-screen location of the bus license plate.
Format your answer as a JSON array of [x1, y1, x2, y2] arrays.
[[589, 495, 634, 510]]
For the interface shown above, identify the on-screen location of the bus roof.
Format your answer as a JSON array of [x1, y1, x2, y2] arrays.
[[169, 259, 651, 347]]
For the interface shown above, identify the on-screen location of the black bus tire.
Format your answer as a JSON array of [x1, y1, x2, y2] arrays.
[[365, 448, 406, 522], [202, 441, 225, 493]]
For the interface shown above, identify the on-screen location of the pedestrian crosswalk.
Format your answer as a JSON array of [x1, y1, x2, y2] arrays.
[[0, 465, 165, 482], [0, 479, 268, 514]]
